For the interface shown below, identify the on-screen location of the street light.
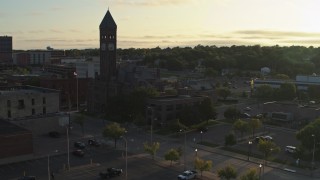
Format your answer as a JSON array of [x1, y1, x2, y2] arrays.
[[248, 141, 252, 161], [312, 134, 316, 170], [74, 71, 78, 112], [200, 131, 203, 143], [66, 125, 71, 170], [121, 136, 128, 180], [48, 150, 58, 180], [195, 149, 198, 157], [259, 164, 262, 180], [147, 107, 154, 143], [180, 129, 187, 170]]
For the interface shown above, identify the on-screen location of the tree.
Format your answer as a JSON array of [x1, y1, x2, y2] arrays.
[[233, 119, 249, 139], [194, 157, 213, 178], [144, 142, 160, 160], [224, 107, 240, 120], [198, 97, 217, 124], [217, 164, 237, 180], [225, 133, 236, 146], [164, 149, 180, 166], [102, 122, 126, 148], [257, 140, 280, 164], [73, 114, 85, 136], [254, 85, 274, 99], [296, 118, 320, 151], [240, 168, 259, 180], [275, 82, 296, 100], [248, 118, 262, 138], [217, 87, 231, 100]]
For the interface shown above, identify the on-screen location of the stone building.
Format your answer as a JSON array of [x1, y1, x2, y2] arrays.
[[0, 85, 59, 120]]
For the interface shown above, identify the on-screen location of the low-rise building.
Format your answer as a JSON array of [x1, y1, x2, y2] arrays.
[[0, 85, 59, 120], [146, 95, 207, 126]]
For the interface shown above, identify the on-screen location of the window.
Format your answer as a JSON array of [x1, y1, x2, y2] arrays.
[[32, 109, 35, 115], [7, 110, 11, 118], [32, 99, 35, 105], [18, 99, 25, 109], [43, 107, 46, 114], [7, 100, 11, 107], [43, 97, 46, 104]]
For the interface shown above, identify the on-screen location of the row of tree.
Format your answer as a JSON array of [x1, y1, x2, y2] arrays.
[[56, 45, 320, 78]]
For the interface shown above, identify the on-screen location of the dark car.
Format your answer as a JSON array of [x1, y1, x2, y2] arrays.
[[18, 176, 36, 180], [99, 168, 122, 179], [88, 139, 100, 147], [72, 149, 85, 157], [74, 141, 86, 149], [48, 131, 60, 138]]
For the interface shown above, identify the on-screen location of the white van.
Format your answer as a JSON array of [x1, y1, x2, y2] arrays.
[[285, 146, 296, 153]]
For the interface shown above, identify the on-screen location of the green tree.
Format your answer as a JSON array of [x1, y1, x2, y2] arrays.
[[275, 82, 296, 100], [217, 87, 231, 100], [233, 119, 249, 139], [224, 107, 240, 120], [225, 133, 236, 146], [248, 118, 262, 138], [164, 149, 180, 166], [296, 118, 320, 151], [102, 122, 126, 148], [144, 142, 160, 160], [194, 157, 213, 178], [274, 74, 290, 80], [73, 114, 85, 136], [254, 85, 274, 99], [199, 97, 217, 124], [257, 140, 280, 164], [240, 168, 259, 180], [217, 164, 237, 180]]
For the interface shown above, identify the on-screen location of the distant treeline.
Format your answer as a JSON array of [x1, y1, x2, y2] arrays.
[[24, 45, 320, 77]]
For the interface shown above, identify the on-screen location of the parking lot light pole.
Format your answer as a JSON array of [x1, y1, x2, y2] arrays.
[[200, 131, 203, 143], [312, 134, 315, 170], [259, 164, 262, 180], [248, 141, 252, 161], [180, 129, 186, 170], [67, 126, 70, 170], [121, 136, 128, 180]]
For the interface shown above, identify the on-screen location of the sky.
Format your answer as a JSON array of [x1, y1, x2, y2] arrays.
[[2, 0, 320, 50]]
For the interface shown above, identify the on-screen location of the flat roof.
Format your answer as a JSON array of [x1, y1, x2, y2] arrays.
[[0, 119, 31, 136], [0, 85, 59, 95]]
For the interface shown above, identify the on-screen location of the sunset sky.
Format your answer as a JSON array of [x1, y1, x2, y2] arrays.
[[1, 0, 320, 50]]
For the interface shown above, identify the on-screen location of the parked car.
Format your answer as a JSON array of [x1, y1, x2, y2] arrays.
[[99, 167, 123, 179], [88, 139, 101, 147], [18, 176, 36, 180], [74, 141, 86, 149], [72, 149, 85, 157], [244, 106, 252, 111], [285, 146, 297, 153], [48, 131, 60, 138], [255, 136, 273, 143], [177, 170, 197, 180]]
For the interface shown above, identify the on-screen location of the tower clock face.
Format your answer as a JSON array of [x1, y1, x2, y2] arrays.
[[108, 43, 114, 51], [101, 43, 106, 51]]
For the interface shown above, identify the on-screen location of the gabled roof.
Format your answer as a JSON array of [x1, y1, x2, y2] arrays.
[[99, 10, 117, 29]]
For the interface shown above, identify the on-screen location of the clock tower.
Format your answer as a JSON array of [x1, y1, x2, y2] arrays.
[[99, 9, 117, 82]]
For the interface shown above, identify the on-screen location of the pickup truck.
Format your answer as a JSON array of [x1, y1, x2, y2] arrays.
[[99, 168, 123, 179], [177, 170, 197, 180]]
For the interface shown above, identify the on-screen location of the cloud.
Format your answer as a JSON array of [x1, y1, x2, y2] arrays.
[[234, 30, 320, 38], [50, 7, 64, 11], [279, 39, 320, 45], [28, 30, 45, 34], [111, 0, 196, 6], [25, 12, 44, 16], [50, 29, 63, 33]]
